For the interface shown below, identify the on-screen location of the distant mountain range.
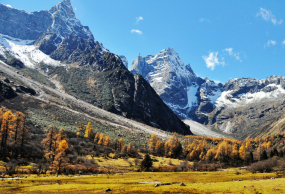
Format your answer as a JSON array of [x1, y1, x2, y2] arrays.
[[130, 48, 285, 139], [0, 0, 191, 135]]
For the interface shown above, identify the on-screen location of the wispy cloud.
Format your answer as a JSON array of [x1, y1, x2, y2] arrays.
[[199, 18, 210, 23], [136, 16, 143, 24], [202, 52, 225, 70], [131, 29, 142, 35], [282, 40, 285, 45], [224, 48, 242, 62], [256, 8, 283, 25], [264, 40, 277, 48]]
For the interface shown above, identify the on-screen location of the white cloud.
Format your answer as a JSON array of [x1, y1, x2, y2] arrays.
[[74, 7, 77, 11], [202, 52, 225, 70], [5, 4, 12, 8], [199, 18, 210, 23], [131, 29, 142, 35], [282, 40, 285, 45], [224, 48, 242, 62], [257, 8, 283, 25], [264, 40, 277, 48], [136, 16, 143, 24]]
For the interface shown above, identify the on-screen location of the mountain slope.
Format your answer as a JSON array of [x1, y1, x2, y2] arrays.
[[0, 1, 191, 135]]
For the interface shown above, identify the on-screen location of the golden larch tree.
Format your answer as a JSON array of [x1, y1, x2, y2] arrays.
[[148, 134, 158, 153], [13, 111, 25, 143], [98, 133, 105, 145], [155, 140, 164, 156], [41, 126, 58, 162], [118, 138, 124, 151], [104, 136, 111, 147], [127, 142, 133, 155], [94, 132, 100, 143], [239, 145, 246, 160], [84, 122, 94, 138], [51, 140, 69, 176], [0, 110, 16, 148]]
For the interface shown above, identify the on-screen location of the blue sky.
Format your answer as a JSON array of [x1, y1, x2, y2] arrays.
[[2, 0, 285, 83]]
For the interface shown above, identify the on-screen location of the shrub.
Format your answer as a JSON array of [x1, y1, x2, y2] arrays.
[[248, 158, 278, 173]]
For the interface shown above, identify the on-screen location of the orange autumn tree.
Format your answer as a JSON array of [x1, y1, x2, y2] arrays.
[[57, 128, 67, 141], [118, 138, 124, 152], [155, 140, 164, 156], [51, 139, 69, 175], [94, 132, 100, 143], [13, 111, 25, 144], [148, 134, 159, 153], [215, 141, 232, 163], [164, 135, 182, 158], [239, 145, 246, 160], [127, 142, 133, 155], [104, 135, 111, 147], [41, 126, 58, 162], [98, 133, 105, 145], [0, 110, 16, 148]]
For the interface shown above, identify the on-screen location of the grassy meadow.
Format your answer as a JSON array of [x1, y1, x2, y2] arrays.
[[1, 166, 283, 193]]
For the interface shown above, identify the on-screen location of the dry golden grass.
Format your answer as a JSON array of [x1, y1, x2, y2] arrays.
[[0, 168, 283, 193]]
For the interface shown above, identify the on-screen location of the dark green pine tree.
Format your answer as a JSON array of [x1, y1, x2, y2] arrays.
[[260, 150, 268, 161], [141, 154, 153, 171]]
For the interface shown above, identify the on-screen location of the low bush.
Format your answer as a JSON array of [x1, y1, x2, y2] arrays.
[[248, 158, 278, 173]]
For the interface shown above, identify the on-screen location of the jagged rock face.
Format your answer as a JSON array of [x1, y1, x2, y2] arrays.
[[0, 4, 52, 40], [35, 0, 94, 55], [130, 48, 223, 122]]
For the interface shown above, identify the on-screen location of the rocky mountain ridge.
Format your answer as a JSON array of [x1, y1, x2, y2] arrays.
[[130, 49, 285, 139], [0, 1, 191, 135]]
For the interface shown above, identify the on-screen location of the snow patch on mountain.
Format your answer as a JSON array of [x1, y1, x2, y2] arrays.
[[0, 34, 62, 68], [215, 84, 285, 108], [30, 49, 62, 66], [186, 86, 199, 108]]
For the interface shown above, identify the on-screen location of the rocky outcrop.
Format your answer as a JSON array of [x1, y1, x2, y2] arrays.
[[0, 80, 17, 100]]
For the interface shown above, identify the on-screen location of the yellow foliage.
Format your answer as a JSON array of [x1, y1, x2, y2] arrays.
[[84, 122, 93, 138], [239, 146, 246, 159], [148, 134, 159, 153]]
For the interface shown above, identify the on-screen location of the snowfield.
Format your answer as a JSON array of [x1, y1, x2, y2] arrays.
[[0, 34, 62, 68]]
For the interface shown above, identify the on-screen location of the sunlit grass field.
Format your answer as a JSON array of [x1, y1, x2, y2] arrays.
[[1, 168, 283, 193]]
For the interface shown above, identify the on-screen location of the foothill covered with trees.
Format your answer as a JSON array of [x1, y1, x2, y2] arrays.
[[0, 109, 285, 177]]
